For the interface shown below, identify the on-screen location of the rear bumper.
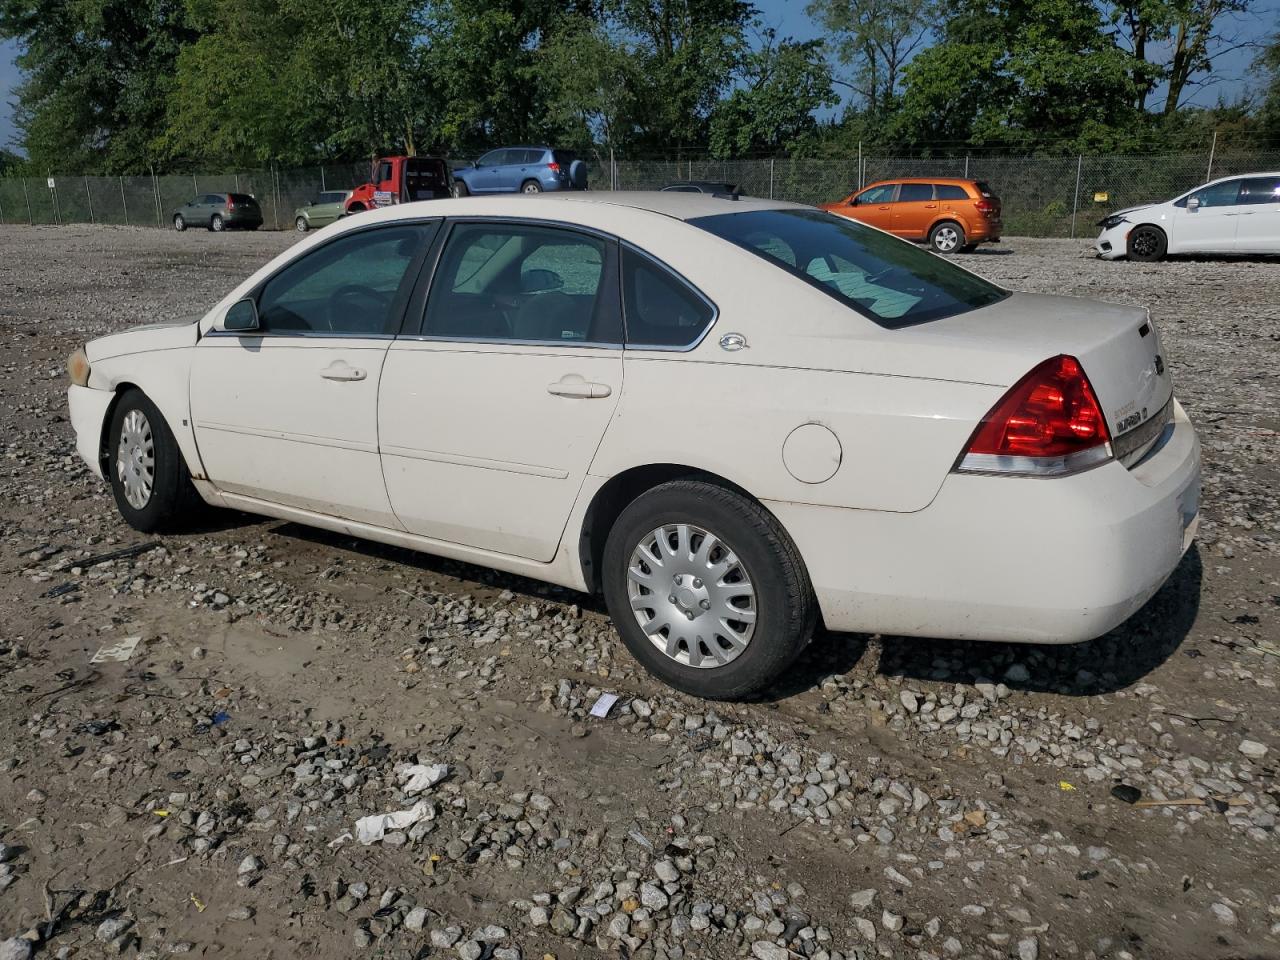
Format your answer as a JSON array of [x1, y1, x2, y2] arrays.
[[226, 211, 263, 227], [771, 400, 1200, 644], [68, 385, 114, 480]]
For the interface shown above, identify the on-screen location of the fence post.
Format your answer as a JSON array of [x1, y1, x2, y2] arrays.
[[769, 158, 775, 199], [50, 177, 61, 226], [151, 165, 161, 227], [964, 154, 970, 178], [23, 178, 32, 224], [1070, 155, 1083, 239], [85, 175, 95, 224], [857, 141, 863, 190], [321, 166, 326, 192], [120, 177, 129, 226], [193, 173, 199, 197], [272, 163, 281, 230], [235, 173, 241, 192], [1206, 131, 1217, 181]]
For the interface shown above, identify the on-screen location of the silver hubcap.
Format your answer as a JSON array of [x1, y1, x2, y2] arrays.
[[523, 184, 539, 193], [626, 523, 757, 669], [934, 227, 959, 251], [116, 409, 155, 510], [212, 217, 223, 231]]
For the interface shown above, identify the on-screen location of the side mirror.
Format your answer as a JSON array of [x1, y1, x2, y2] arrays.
[[1186, 197, 1200, 211], [223, 297, 260, 332]]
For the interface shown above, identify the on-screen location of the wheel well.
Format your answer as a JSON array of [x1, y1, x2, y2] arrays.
[[930, 219, 963, 235], [347, 202, 366, 212], [577, 464, 759, 593], [98, 383, 140, 472], [521, 179, 541, 189]]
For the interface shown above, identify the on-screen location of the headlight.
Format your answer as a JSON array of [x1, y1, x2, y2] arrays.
[[67, 347, 91, 387], [1097, 214, 1126, 230]]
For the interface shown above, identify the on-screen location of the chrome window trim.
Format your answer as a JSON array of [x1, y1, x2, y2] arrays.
[[619, 241, 720, 353], [205, 330, 398, 341], [396, 335, 622, 351]]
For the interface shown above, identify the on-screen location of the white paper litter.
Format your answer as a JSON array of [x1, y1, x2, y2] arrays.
[[354, 801, 435, 845], [399, 763, 449, 794], [90, 636, 142, 664], [590, 692, 619, 718]]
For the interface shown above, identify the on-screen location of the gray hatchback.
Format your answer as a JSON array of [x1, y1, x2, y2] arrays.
[[173, 193, 264, 232]]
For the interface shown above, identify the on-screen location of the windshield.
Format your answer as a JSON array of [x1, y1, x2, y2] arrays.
[[689, 208, 1008, 328]]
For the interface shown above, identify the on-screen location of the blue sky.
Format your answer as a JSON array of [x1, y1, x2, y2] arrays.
[[0, 1, 1272, 154]]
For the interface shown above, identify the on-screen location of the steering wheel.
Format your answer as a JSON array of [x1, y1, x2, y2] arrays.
[[329, 284, 391, 332]]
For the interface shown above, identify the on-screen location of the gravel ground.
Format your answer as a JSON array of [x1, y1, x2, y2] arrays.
[[1, 225, 1277, 960]]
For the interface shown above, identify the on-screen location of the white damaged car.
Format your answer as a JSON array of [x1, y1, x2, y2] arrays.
[[1095, 172, 1280, 261], [68, 193, 1201, 699]]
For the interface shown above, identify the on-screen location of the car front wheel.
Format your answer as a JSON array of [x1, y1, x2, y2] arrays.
[[928, 221, 965, 254], [1127, 225, 1166, 262], [107, 389, 201, 532], [602, 480, 817, 699], [295, 216, 309, 232]]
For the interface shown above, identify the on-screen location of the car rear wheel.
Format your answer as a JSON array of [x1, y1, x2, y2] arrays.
[[928, 221, 964, 254], [521, 180, 543, 194], [1127, 225, 1166, 262], [453, 180, 470, 198], [295, 216, 308, 232], [107, 389, 202, 533], [173, 214, 186, 232], [602, 480, 817, 700], [210, 214, 225, 232]]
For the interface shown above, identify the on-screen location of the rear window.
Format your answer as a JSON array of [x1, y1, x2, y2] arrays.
[[552, 150, 577, 166], [689, 208, 1008, 328], [229, 193, 258, 205], [975, 181, 995, 198], [936, 184, 969, 200]]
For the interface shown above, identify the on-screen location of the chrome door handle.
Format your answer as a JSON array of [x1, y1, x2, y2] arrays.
[[320, 361, 366, 382], [548, 374, 611, 399]]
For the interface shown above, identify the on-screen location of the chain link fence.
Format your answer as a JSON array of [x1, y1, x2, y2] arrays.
[[2, 150, 1277, 237]]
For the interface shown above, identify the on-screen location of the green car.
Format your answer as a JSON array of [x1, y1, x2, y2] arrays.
[[294, 191, 351, 232]]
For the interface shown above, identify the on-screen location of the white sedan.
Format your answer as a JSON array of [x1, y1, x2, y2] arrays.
[[1095, 172, 1280, 261], [67, 193, 1201, 699]]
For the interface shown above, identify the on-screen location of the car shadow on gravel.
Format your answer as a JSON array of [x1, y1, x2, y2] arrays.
[[872, 545, 1203, 697]]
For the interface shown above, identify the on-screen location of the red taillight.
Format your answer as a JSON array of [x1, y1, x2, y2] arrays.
[[975, 199, 996, 215], [547, 162, 561, 174], [225, 195, 235, 210], [956, 355, 1112, 476]]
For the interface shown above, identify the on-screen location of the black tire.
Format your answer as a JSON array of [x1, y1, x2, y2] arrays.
[[107, 389, 202, 533], [521, 179, 543, 194], [1127, 225, 1166, 262], [602, 480, 817, 700], [295, 216, 309, 232], [173, 214, 186, 232], [452, 180, 470, 198], [928, 221, 965, 254], [210, 214, 225, 232]]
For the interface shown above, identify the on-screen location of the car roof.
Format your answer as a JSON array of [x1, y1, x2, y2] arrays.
[[349, 191, 801, 226], [864, 177, 979, 186]]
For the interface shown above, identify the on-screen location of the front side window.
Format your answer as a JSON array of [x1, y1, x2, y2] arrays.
[[1239, 177, 1280, 204], [376, 162, 393, 183], [256, 224, 431, 335], [422, 223, 618, 344], [1183, 179, 1242, 207], [690, 208, 1007, 328], [898, 183, 933, 202], [856, 184, 896, 205], [622, 248, 715, 348]]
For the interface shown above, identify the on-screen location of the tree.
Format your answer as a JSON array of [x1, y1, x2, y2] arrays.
[[1258, 32, 1280, 140], [0, 0, 197, 172], [539, 16, 642, 151], [708, 31, 836, 156], [806, 0, 937, 118]]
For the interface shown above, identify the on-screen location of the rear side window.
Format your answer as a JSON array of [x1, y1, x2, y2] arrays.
[[622, 248, 715, 348], [1239, 177, 1280, 204], [936, 184, 969, 200], [898, 183, 933, 202], [690, 208, 1007, 328]]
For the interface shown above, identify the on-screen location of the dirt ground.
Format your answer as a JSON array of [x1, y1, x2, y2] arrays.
[[0, 224, 1277, 960]]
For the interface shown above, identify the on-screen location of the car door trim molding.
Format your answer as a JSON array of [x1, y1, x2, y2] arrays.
[[381, 443, 569, 479], [195, 419, 379, 453]]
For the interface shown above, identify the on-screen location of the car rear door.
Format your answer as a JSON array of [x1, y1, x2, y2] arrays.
[[1234, 176, 1280, 253], [189, 221, 438, 527], [378, 219, 624, 562], [1170, 178, 1242, 253], [890, 183, 936, 239]]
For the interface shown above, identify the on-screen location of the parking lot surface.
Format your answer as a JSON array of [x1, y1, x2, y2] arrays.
[[1, 225, 1277, 959]]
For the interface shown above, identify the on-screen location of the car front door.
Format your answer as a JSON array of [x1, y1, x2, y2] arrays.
[[1235, 176, 1280, 253], [890, 182, 936, 239], [378, 220, 624, 562], [845, 184, 897, 231], [1170, 179, 1242, 253], [471, 151, 511, 193], [189, 221, 438, 527]]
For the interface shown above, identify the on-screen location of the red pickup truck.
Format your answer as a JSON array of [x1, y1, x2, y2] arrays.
[[345, 156, 452, 213]]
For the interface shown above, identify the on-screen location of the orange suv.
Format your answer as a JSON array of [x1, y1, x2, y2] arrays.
[[821, 178, 1002, 253]]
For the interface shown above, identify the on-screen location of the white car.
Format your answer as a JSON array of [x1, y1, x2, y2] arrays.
[[1095, 172, 1280, 261], [67, 193, 1201, 699]]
